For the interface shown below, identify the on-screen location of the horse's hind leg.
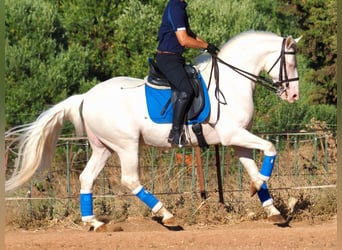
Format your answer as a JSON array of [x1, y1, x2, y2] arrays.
[[79, 144, 111, 232], [233, 146, 286, 224], [117, 147, 177, 226]]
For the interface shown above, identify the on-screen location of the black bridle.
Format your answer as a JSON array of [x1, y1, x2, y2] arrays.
[[208, 37, 299, 100], [265, 38, 299, 95], [207, 37, 299, 126]]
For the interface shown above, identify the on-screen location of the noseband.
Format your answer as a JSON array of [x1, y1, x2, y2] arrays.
[[210, 37, 299, 97], [266, 38, 299, 96]]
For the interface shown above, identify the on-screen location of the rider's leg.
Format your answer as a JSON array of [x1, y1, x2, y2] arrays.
[[156, 53, 194, 147], [168, 90, 192, 146]]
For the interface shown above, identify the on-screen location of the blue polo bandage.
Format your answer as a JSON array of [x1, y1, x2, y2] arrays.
[[259, 155, 276, 181], [80, 191, 93, 218], [133, 186, 163, 213], [257, 183, 273, 207]]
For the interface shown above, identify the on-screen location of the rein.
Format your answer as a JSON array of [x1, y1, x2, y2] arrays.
[[207, 37, 299, 125]]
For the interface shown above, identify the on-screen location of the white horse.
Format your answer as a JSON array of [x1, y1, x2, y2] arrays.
[[5, 31, 300, 231]]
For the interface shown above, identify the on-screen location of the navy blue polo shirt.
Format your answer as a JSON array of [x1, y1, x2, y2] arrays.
[[157, 0, 190, 54]]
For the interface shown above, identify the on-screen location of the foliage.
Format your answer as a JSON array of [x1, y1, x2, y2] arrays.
[[251, 0, 336, 131], [55, 0, 125, 81], [5, 0, 337, 130], [254, 0, 301, 37], [279, 0, 337, 105], [185, 0, 273, 60], [5, 0, 96, 127], [110, 0, 161, 78], [252, 39, 336, 132]]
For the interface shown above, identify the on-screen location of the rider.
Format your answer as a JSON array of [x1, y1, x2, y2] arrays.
[[156, 0, 219, 147]]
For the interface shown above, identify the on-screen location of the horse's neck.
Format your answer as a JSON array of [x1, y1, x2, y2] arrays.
[[199, 54, 257, 96], [194, 53, 212, 72]]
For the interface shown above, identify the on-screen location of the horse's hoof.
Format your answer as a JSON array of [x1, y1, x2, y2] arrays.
[[249, 181, 258, 197], [268, 214, 286, 225], [162, 216, 178, 227], [162, 216, 184, 231], [94, 223, 107, 232]]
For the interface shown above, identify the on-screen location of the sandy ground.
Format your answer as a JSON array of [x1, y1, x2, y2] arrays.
[[5, 216, 337, 250]]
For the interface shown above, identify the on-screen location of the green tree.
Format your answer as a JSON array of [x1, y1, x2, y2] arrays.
[[5, 0, 95, 127], [55, 0, 126, 81], [5, 0, 336, 132], [281, 0, 337, 105], [110, 0, 161, 78], [185, 0, 276, 60], [247, 0, 336, 131]]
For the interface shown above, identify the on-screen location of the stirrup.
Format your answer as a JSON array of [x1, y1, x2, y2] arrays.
[[168, 130, 187, 147]]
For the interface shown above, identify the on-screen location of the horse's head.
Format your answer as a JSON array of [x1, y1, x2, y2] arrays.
[[266, 36, 301, 103]]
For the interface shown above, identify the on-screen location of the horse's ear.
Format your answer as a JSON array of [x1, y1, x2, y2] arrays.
[[285, 35, 301, 49], [294, 36, 302, 44]]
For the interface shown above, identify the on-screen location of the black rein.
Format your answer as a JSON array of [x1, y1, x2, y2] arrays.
[[208, 37, 299, 98]]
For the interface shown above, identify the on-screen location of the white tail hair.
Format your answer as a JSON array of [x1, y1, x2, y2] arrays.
[[5, 94, 85, 192]]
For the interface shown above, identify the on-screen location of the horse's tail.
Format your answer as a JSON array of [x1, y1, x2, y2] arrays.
[[5, 94, 85, 192]]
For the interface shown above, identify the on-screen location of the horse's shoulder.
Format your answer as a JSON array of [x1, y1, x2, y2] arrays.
[[194, 53, 211, 71]]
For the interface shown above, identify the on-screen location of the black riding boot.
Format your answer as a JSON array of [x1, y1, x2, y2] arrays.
[[168, 91, 192, 147]]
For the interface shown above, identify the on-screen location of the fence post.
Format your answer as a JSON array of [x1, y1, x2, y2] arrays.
[[204, 148, 210, 190], [48, 166, 54, 218], [85, 140, 89, 161], [215, 145, 224, 204], [238, 160, 243, 190], [26, 183, 32, 221], [275, 135, 279, 176], [66, 140, 70, 212], [324, 135, 328, 172], [191, 147, 196, 198], [313, 134, 318, 169], [150, 147, 156, 192], [101, 168, 105, 206], [293, 135, 299, 181], [220, 146, 226, 186], [195, 146, 206, 199], [165, 148, 176, 192]]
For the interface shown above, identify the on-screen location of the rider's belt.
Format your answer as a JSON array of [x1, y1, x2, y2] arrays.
[[157, 50, 177, 55]]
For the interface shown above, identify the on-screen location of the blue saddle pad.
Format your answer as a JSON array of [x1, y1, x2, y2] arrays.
[[145, 73, 210, 124]]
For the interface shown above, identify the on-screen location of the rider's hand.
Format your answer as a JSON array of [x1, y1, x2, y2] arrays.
[[206, 43, 219, 55]]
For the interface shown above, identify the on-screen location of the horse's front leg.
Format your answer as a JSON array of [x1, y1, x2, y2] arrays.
[[118, 148, 178, 227], [222, 126, 286, 224], [233, 146, 285, 224]]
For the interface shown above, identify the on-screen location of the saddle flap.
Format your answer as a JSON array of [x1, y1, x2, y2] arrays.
[[146, 58, 206, 120], [184, 65, 199, 97]]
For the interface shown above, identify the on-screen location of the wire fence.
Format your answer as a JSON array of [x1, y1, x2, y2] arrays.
[[5, 130, 337, 220]]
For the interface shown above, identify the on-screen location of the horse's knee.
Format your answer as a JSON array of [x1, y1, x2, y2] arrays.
[[264, 142, 276, 156], [121, 175, 140, 191]]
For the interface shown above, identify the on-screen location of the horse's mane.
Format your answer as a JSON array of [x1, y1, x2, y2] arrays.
[[224, 30, 278, 48], [194, 30, 280, 70]]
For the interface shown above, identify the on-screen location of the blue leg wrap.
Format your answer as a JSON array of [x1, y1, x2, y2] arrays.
[[134, 186, 162, 213], [80, 192, 93, 217], [259, 155, 276, 179], [257, 183, 272, 206]]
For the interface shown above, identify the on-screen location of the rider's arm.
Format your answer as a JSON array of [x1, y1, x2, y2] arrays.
[[175, 29, 208, 50]]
